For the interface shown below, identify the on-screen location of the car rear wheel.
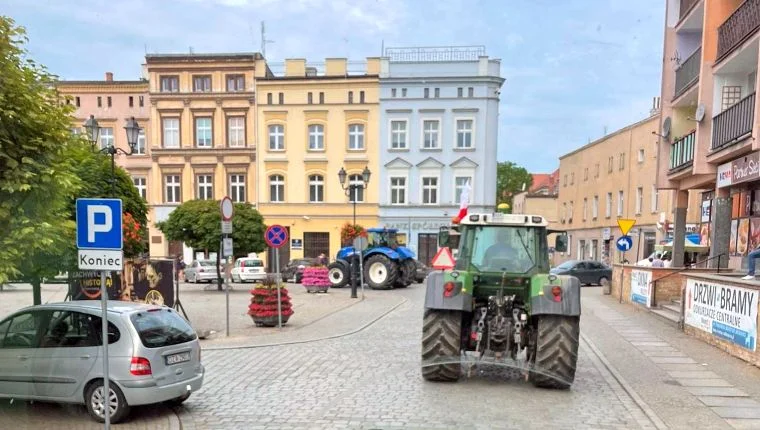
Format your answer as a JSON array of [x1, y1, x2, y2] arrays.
[[85, 380, 130, 423]]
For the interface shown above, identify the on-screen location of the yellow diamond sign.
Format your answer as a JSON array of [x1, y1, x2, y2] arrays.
[[617, 218, 636, 236]]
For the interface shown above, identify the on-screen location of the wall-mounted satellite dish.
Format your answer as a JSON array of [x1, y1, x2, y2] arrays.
[[695, 103, 706, 122], [662, 117, 672, 138]]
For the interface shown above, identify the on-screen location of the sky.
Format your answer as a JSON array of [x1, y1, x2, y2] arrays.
[[5, 0, 665, 173]]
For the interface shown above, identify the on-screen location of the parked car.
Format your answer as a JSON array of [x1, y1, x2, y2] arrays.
[[0, 301, 204, 423], [550, 260, 612, 286], [415, 261, 431, 283], [281, 258, 318, 283], [184, 259, 222, 283], [230, 257, 266, 283]]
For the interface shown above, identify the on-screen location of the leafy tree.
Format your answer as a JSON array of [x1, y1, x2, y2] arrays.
[[495, 161, 533, 213], [157, 200, 267, 290], [0, 16, 82, 302]]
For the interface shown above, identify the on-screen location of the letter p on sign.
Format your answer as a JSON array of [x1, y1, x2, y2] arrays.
[[87, 205, 112, 243]]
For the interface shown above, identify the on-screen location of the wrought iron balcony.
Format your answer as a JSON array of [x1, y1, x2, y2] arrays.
[[712, 92, 755, 150], [674, 47, 701, 98], [680, 0, 699, 21], [717, 0, 760, 61], [669, 130, 695, 171]]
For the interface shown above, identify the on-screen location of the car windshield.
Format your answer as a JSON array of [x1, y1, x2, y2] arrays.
[[129, 309, 196, 348], [459, 226, 539, 274], [198, 260, 216, 267], [556, 261, 576, 270]]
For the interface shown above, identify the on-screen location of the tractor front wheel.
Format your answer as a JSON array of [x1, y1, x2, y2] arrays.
[[364, 255, 398, 290], [529, 315, 580, 389], [421, 309, 462, 382], [327, 262, 349, 288]]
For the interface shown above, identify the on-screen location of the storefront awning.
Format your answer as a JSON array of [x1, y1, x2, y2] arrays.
[[655, 237, 709, 253]]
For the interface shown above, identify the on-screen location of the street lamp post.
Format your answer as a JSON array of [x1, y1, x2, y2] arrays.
[[338, 166, 371, 227], [83, 114, 142, 195]]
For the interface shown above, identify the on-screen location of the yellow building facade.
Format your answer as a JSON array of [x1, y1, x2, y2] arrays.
[[255, 58, 380, 267]]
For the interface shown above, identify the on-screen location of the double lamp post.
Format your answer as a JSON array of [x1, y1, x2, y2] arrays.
[[338, 166, 371, 227], [83, 114, 142, 194]]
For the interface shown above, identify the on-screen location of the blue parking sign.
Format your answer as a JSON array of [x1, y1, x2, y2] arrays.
[[76, 198, 123, 250]]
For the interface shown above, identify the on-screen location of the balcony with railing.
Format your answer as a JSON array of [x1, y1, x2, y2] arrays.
[[717, 0, 760, 61], [712, 92, 756, 150], [679, 0, 700, 21], [669, 130, 696, 171], [674, 47, 701, 99]]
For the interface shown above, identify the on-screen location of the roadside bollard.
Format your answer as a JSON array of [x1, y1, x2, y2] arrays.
[[350, 254, 360, 299]]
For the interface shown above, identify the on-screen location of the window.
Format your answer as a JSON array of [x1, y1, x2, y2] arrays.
[[391, 88, 397, 98], [349, 174, 364, 202], [308, 124, 324, 150], [195, 117, 212, 148], [278, 92, 284, 104], [319, 92, 324, 104], [165, 175, 181, 203], [226, 74, 245, 92], [1, 311, 41, 348], [468, 87, 474, 97], [136, 129, 146, 154], [99, 127, 113, 150], [638, 148, 645, 163], [595, 163, 600, 178], [309, 174, 324, 202], [348, 124, 365, 150], [402, 88, 407, 97], [617, 190, 624, 216], [570, 172, 574, 185], [606, 192, 612, 218], [651, 185, 658, 212], [434, 88, 440, 98], [619, 153, 626, 170], [227, 116, 245, 147], [563, 175, 567, 186], [592, 195, 599, 219], [162, 118, 180, 148], [133, 177, 147, 200], [635, 187, 643, 215], [267, 93, 273, 104], [138, 96, 144, 107], [107, 96, 112, 107], [269, 174, 284, 203], [424, 88, 430, 98], [348, 91, 354, 104], [390, 177, 406, 204], [569, 201, 574, 221], [561, 202, 567, 222], [75, 96, 80, 107], [584, 168, 588, 181], [196, 175, 213, 200], [129, 96, 134, 107], [130, 309, 195, 348], [307, 92, 313, 104], [359, 91, 365, 103], [160, 76, 179, 92], [390, 120, 407, 149], [457, 87, 463, 97], [455, 177, 471, 204], [39, 311, 103, 348], [423, 120, 440, 149], [722, 85, 742, 110], [608, 156, 613, 173], [193, 75, 212, 92], [422, 177, 438, 204], [97, 96, 102, 107], [268, 124, 284, 150], [229, 174, 246, 202], [456, 119, 473, 148], [583, 198, 588, 221]]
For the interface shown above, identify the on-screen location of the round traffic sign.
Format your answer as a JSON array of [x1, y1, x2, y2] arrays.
[[616, 235, 633, 252], [265, 225, 288, 248], [220, 197, 234, 221]]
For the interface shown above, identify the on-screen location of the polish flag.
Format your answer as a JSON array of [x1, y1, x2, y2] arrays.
[[454, 181, 471, 223]]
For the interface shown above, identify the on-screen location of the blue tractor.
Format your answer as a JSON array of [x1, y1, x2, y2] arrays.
[[327, 228, 417, 290]]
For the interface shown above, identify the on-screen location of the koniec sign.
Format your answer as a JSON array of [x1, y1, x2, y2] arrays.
[[630, 270, 652, 307], [685, 278, 758, 351]]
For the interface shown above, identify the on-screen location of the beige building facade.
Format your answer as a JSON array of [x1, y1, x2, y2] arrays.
[[558, 113, 701, 266]]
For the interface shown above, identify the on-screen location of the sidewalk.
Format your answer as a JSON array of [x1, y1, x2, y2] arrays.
[[582, 287, 760, 429]]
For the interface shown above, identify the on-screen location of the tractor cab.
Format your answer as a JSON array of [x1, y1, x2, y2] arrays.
[[366, 228, 399, 249]]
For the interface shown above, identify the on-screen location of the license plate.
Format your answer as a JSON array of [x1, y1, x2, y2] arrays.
[[165, 352, 191, 365]]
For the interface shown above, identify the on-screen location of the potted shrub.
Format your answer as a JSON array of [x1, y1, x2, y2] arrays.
[[248, 274, 293, 327], [302, 266, 330, 293]]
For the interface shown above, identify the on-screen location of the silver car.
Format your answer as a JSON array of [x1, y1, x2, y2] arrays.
[[184, 259, 222, 283], [0, 301, 204, 423]]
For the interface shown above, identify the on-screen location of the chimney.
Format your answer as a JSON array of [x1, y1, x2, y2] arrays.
[[650, 96, 661, 115], [325, 58, 347, 76], [284, 59, 306, 77], [105, 72, 113, 82]]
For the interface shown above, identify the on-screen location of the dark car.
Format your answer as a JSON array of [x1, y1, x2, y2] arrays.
[[415, 261, 431, 283], [282, 258, 318, 283], [550, 260, 612, 286]]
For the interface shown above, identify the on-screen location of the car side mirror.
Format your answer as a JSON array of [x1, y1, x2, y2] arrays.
[[438, 227, 450, 248], [448, 233, 460, 250], [555, 234, 568, 253]]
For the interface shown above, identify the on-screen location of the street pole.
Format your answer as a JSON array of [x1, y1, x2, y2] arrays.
[[100, 270, 111, 429], [110, 150, 116, 196], [275, 247, 282, 329]]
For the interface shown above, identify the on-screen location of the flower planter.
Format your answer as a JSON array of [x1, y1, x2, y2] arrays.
[[302, 267, 330, 293], [248, 276, 294, 326]]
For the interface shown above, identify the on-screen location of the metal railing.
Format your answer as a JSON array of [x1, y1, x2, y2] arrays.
[[680, 0, 700, 21], [669, 130, 696, 171], [711, 92, 755, 150], [674, 47, 701, 98], [717, 0, 760, 61], [384, 46, 486, 62]]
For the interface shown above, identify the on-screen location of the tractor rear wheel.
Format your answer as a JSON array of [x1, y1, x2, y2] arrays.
[[529, 315, 580, 389], [395, 259, 416, 288], [364, 255, 398, 290], [327, 262, 349, 288], [421, 309, 462, 382]]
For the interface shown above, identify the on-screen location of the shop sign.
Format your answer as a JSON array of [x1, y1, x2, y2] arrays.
[[701, 200, 711, 223], [717, 162, 733, 188], [384, 221, 451, 231], [602, 228, 611, 240], [684, 278, 757, 351], [630, 270, 652, 307], [732, 152, 760, 186]]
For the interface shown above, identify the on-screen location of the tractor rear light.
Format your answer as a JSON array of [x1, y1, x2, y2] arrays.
[[130, 357, 152, 376], [551, 286, 562, 302], [443, 281, 456, 298]]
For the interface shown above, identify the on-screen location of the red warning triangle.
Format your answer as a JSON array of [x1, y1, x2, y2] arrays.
[[431, 247, 455, 270]]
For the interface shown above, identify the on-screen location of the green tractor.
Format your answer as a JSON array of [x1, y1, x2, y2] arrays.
[[421, 212, 579, 388]]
